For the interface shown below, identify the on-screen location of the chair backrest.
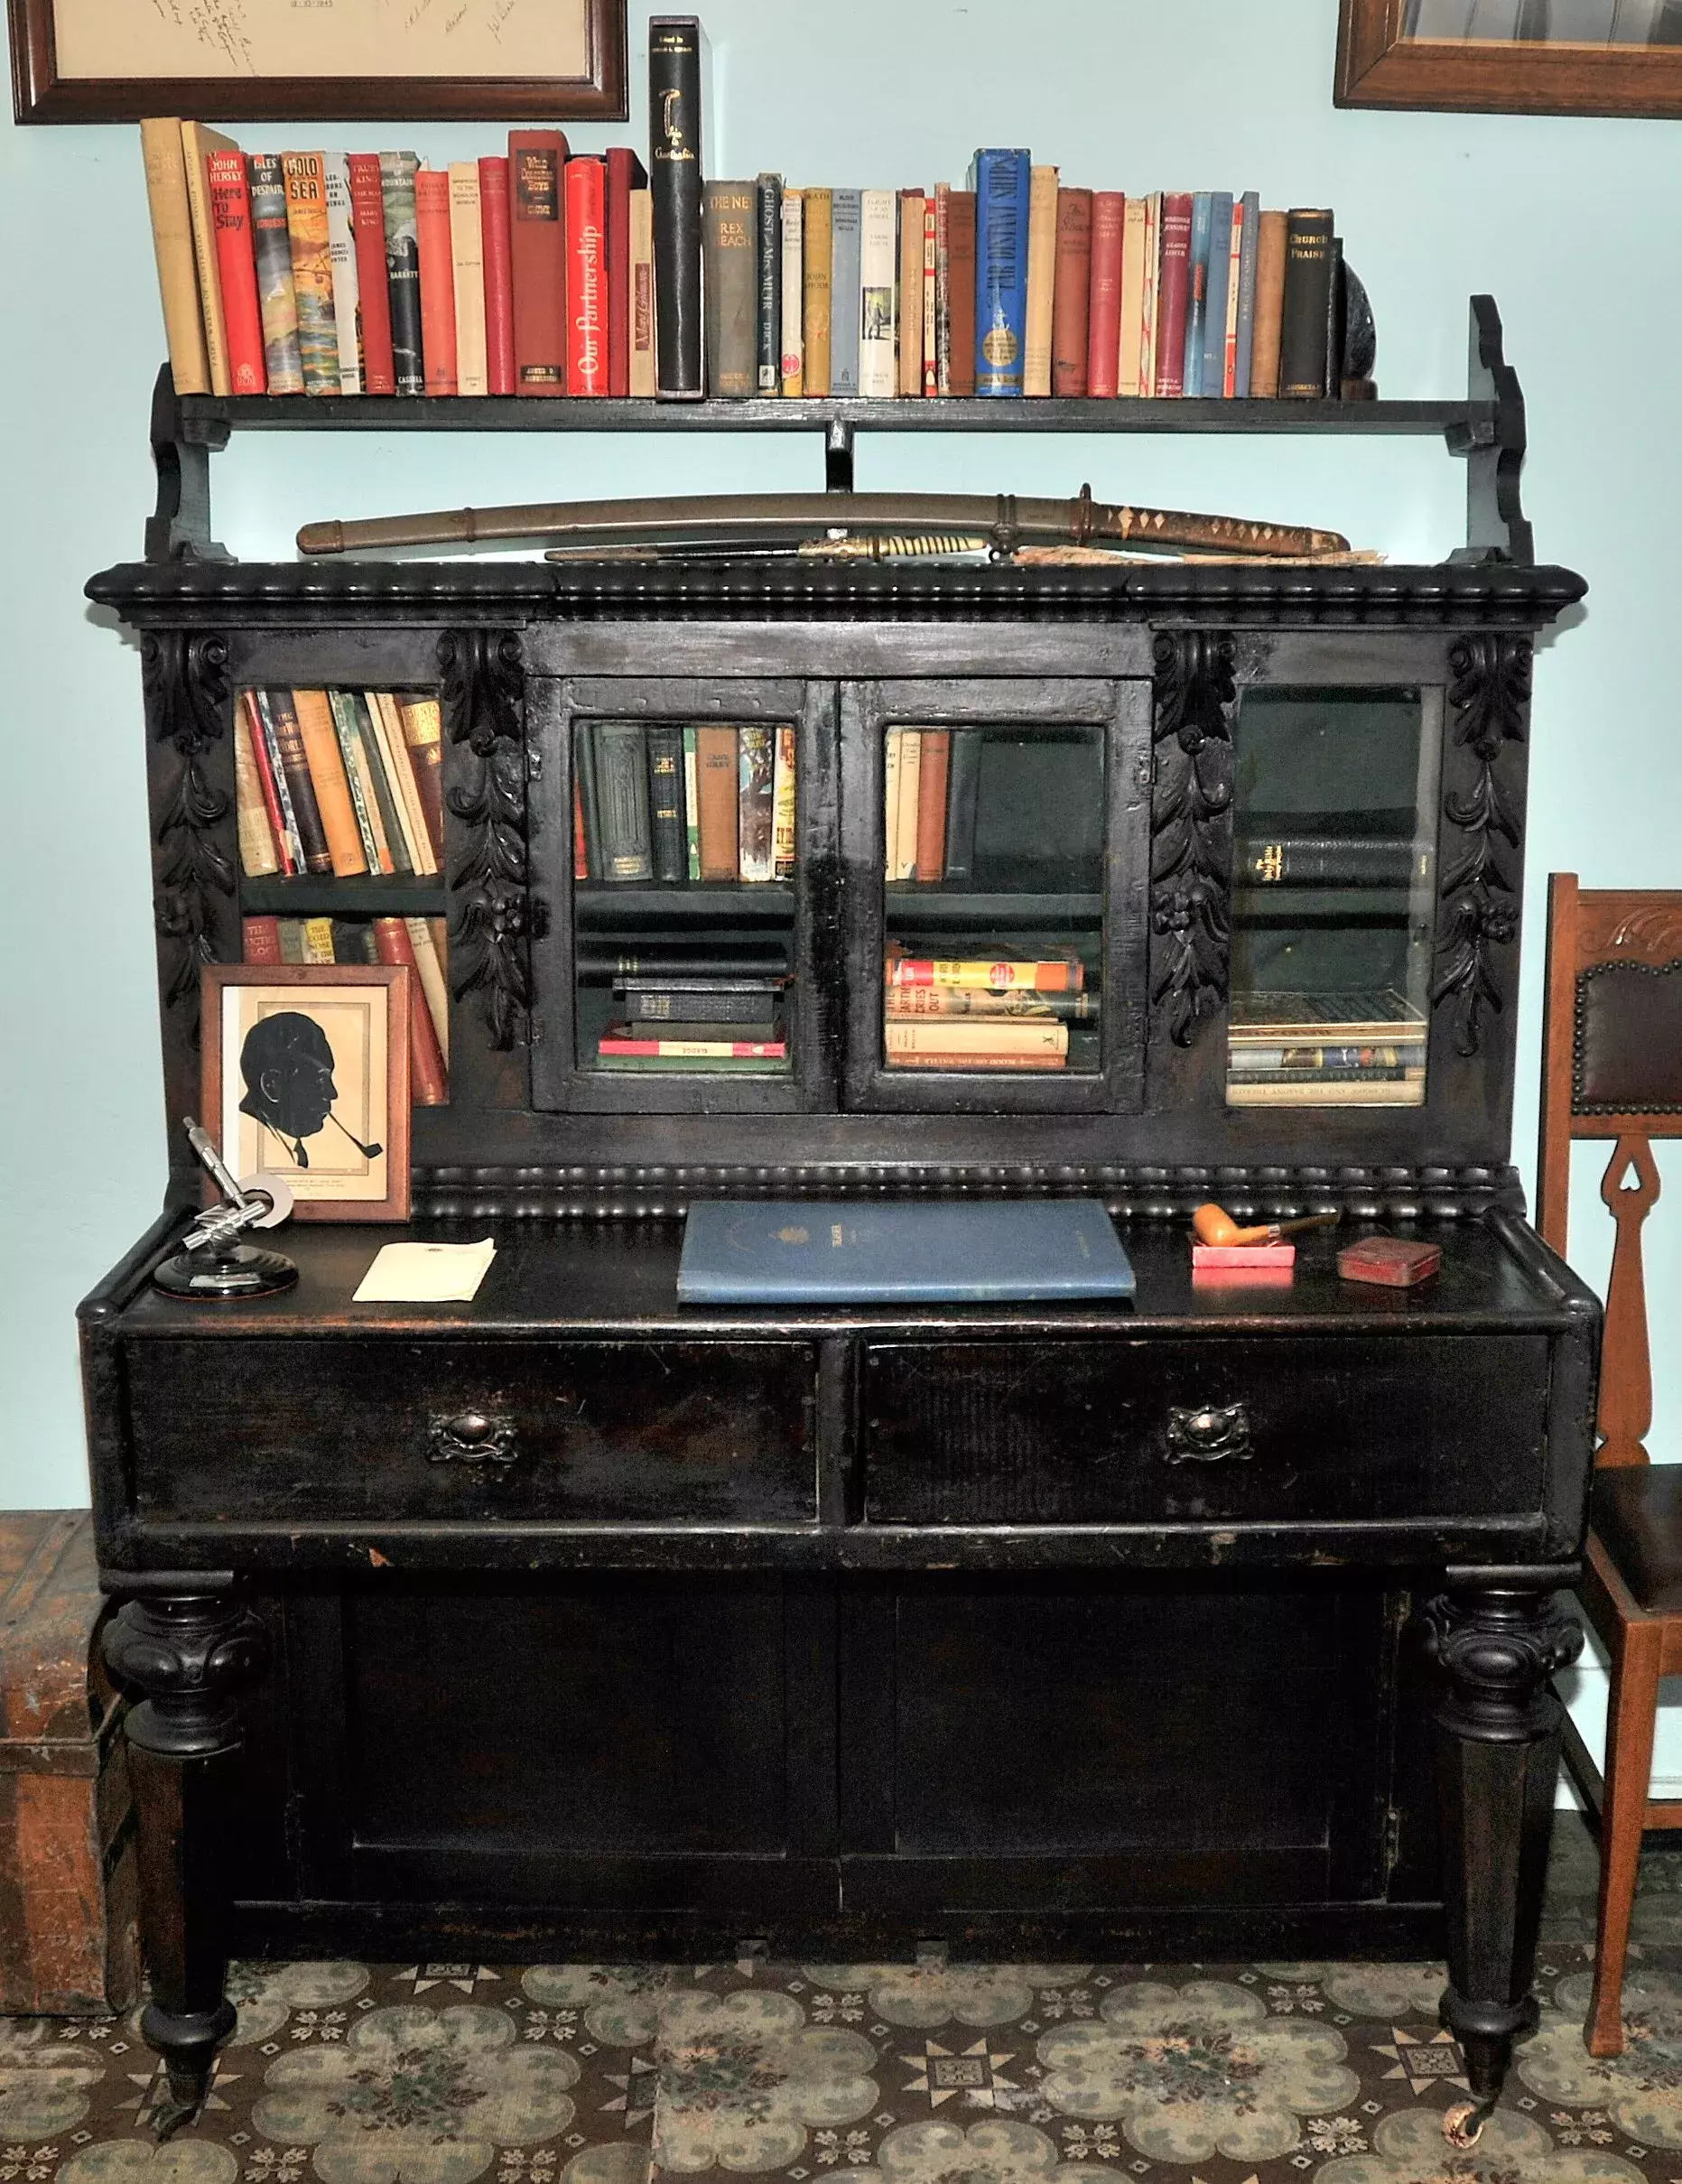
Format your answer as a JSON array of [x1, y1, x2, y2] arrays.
[[1538, 874, 1682, 1467]]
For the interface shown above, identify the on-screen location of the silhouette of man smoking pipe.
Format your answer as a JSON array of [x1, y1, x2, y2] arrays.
[[238, 1011, 381, 1170]]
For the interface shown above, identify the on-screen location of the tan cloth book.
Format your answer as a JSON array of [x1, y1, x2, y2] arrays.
[[141, 117, 210, 395]]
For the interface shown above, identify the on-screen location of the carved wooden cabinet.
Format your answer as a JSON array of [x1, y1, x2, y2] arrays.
[[81, 304, 1599, 2146]]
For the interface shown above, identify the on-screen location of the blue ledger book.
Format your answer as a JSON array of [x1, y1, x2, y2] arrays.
[[1200, 191, 1234, 398], [971, 148, 1031, 396], [830, 189, 862, 395], [1233, 189, 1260, 396], [1182, 190, 1213, 396], [677, 1199, 1136, 1305]]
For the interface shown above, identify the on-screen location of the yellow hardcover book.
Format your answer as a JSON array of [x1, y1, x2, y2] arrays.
[[1117, 196, 1148, 398], [282, 153, 339, 395], [141, 117, 210, 395], [1024, 163, 1059, 397], [772, 725, 797, 878], [450, 163, 488, 396], [368, 692, 437, 877], [292, 688, 368, 877], [302, 915, 337, 964], [802, 188, 832, 397], [233, 702, 279, 877], [1142, 192, 1162, 395], [780, 189, 804, 396], [882, 729, 902, 878], [181, 121, 239, 398], [897, 192, 923, 398], [884, 1018, 1069, 1058], [893, 730, 921, 881], [404, 915, 451, 1068], [629, 189, 656, 396]]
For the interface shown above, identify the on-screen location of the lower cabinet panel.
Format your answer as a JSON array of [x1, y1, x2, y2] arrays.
[[231, 1571, 1433, 1945]]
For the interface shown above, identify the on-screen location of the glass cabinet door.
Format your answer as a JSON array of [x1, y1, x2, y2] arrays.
[[1227, 685, 1440, 1110]]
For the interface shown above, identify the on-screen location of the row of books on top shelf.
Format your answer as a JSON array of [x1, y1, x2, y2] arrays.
[[235, 688, 443, 882], [144, 116, 657, 401], [881, 946, 1097, 1073], [241, 912, 451, 1107], [1226, 989, 1426, 1108], [708, 175, 1347, 404], [575, 723, 795, 887]]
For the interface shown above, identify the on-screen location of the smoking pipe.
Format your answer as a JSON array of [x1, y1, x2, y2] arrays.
[[1192, 1204, 1342, 1248]]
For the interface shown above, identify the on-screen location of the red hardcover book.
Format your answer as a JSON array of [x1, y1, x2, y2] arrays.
[[1085, 191, 1124, 398], [346, 153, 395, 394], [242, 915, 283, 965], [946, 189, 976, 398], [605, 146, 647, 397], [573, 775, 588, 879], [373, 917, 449, 1104], [508, 129, 569, 394], [479, 154, 516, 395], [240, 689, 294, 874], [414, 169, 458, 395], [1051, 187, 1092, 397], [564, 155, 607, 395], [206, 153, 266, 396], [1155, 191, 1194, 398]]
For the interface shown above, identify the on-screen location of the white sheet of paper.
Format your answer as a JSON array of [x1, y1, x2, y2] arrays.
[[353, 1239, 497, 1304]]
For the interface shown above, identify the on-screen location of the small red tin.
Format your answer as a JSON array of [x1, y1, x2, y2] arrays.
[[1338, 1236, 1442, 1288]]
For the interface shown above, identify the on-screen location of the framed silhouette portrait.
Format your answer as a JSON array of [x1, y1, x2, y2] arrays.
[[202, 965, 411, 1222]]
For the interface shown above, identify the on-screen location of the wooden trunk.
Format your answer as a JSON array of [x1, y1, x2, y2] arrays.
[[0, 1513, 140, 2013]]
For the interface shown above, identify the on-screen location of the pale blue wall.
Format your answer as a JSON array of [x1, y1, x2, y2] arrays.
[[3, 0, 1678, 1593]]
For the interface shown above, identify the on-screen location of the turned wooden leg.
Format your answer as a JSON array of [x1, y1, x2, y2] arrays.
[[1420, 1586, 1583, 2145], [103, 1591, 267, 2138], [1584, 1616, 1660, 2057]]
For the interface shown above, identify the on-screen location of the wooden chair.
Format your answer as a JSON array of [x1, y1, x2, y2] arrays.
[[1541, 874, 1682, 2055]]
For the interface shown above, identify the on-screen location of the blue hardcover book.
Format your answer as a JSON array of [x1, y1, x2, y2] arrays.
[[971, 148, 1030, 397], [1233, 189, 1260, 397], [1182, 190, 1212, 397], [1200, 191, 1233, 398], [830, 189, 862, 395], [678, 1199, 1136, 1305]]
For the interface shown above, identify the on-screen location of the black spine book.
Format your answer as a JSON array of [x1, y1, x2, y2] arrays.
[[649, 16, 705, 400], [647, 723, 688, 883], [580, 945, 789, 977], [1278, 208, 1334, 400], [1324, 236, 1345, 398], [594, 722, 655, 882], [1236, 836, 1418, 887], [943, 729, 983, 883], [619, 981, 780, 1027], [574, 721, 604, 882], [755, 173, 783, 394]]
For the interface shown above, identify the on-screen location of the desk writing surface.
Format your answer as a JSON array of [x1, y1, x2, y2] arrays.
[[119, 1213, 1570, 1336]]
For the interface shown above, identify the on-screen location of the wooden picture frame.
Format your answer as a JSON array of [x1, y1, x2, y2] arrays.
[[1336, 0, 1682, 116], [202, 965, 411, 1223], [9, 0, 627, 125]]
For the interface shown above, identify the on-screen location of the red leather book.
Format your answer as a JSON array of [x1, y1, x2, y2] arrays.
[[1051, 187, 1092, 397], [508, 129, 569, 394], [373, 917, 449, 1104], [242, 915, 283, 965], [1085, 191, 1124, 398], [946, 189, 976, 398], [414, 170, 458, 395], [1155, 191, 1194, 398], [479, 154, 515, 395], [605, 146, 647, 397], [206, 152, 266, 395], [564, 155, 607, 395], [346, 153, 395, 394]]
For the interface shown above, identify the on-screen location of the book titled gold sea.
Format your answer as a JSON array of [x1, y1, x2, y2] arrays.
[[282, 153, 340, 395]]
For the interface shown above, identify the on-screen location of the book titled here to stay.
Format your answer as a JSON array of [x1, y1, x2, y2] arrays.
[[677, 1199, 1135, 1305]]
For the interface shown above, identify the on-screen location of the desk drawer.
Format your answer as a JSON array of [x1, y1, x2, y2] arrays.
[[127, 1340, 817, 1524], [864, 1337, 1548, 1526]]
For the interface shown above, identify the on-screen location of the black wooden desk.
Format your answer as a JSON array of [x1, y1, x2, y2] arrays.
[[82, 1204, 1595, 2140]]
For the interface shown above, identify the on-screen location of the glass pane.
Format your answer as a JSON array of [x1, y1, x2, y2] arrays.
[[1227, 687, 1436, 1109], [880, 725, 1104, 1075], [573, 719, 795, 1078]]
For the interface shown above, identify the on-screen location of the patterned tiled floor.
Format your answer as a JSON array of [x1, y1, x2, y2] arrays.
[[10, 1813, 1682, 2184]]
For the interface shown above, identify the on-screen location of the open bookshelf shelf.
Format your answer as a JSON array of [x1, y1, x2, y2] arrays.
[[241, 877, 447, 915]]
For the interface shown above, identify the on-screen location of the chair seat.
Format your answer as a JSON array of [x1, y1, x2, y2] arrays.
[[1593, 1465, 1682, 1614]]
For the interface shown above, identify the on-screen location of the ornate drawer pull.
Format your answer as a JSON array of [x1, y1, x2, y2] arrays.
[[1164, 1402, 1252, 1464], [428, 1408, 520, 1471]]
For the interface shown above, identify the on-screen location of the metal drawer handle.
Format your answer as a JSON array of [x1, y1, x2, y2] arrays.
[[428, 1408, 520, 1471], [1164, 1402, 1252, 1464]]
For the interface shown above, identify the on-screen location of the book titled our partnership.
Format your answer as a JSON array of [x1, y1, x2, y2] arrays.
[[677, 1199, 1134, 1305]]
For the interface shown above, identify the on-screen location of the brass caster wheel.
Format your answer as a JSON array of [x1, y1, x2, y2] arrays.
[[1442, 2097, 1492, 2149]]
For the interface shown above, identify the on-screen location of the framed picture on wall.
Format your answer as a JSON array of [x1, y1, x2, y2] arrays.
[[1336, 0, 1682, 116], [202, 965, 412, 1222], [8, 0, 627, 124]]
